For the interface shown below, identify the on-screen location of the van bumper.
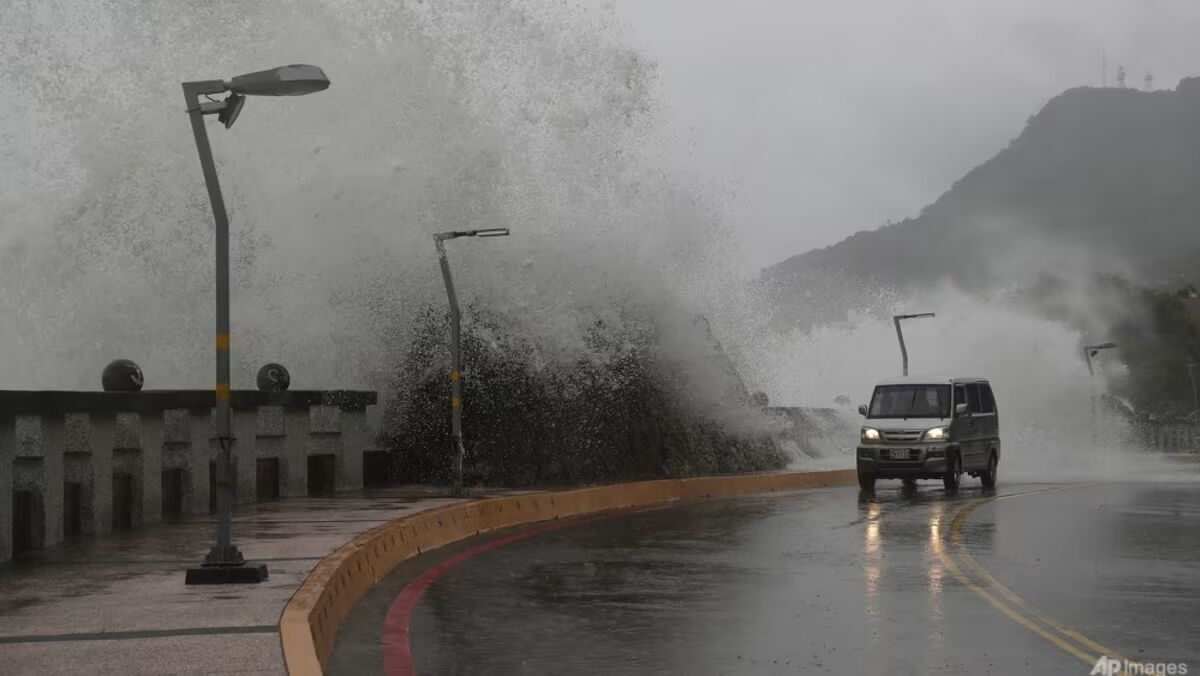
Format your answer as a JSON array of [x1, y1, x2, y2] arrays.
[[856, 445, 954, 479]]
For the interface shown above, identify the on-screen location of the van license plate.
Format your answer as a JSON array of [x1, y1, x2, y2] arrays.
[[889, 449, 911, 460]]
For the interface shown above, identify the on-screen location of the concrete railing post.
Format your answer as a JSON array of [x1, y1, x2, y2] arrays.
[[255, 405, 290, 498], [139, 412, 164, 526], [234, 409, 258, 505], [19, 415, 66, 549], [338, 407, 368, 493], [87, 414, 116, 536], [284, 409, 310, 497], [188, 409, 213, 515], [0, 415, 14, 562]]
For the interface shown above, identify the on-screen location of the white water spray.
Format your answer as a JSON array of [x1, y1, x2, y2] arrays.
[[0, 1, 742, 401]]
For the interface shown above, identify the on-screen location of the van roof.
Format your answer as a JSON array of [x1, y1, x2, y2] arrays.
[[874, 375, 990, 386]]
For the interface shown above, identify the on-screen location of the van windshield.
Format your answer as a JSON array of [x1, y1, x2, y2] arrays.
[[868, 384, 951, 419]]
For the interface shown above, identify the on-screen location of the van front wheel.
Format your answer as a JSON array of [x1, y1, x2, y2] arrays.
[[942, 452, 962, 492], [858, 471, 876, 491]]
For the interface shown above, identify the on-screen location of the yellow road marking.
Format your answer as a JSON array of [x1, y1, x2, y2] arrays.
[[216, 333, 230, 350], [950, 495, 1130, 662], [216, 383, 230, 400], [937, 484, 1133, 671], [932, 536, 1100, 664]]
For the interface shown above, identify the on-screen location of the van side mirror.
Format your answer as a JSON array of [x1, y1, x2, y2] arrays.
[[955, 403, 968, 416], [858, 404, 868, 416]]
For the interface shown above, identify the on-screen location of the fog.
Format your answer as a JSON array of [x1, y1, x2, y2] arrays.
[[593, 0, 1200, 271], [0, 1, 1194, 478]]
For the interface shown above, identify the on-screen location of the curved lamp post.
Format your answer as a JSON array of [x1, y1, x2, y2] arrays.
[[1083, 341, 1118, 451], [433, 228, 510, 497], [182, 65, 330, 585], [893, 312, 935, 376]]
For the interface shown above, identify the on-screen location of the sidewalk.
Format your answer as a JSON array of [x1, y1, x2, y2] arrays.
[[0, 488, 466, 675]]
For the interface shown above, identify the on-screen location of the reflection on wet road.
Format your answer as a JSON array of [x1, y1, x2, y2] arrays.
[[330, 482, 1200, 675]]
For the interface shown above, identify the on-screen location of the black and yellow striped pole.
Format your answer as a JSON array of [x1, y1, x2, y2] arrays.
[[434, 228, 510, 497], [184, 78, 243, 571], [182, 66, 329, 583]]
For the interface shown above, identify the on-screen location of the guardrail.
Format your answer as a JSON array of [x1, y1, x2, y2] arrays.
[[0, 389, 376, 563]]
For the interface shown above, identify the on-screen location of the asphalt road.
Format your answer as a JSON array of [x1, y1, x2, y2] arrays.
[[330, 480, 1200, 675]]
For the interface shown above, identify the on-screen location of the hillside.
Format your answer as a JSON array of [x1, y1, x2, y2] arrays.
[[765, 77, 1200, 292]]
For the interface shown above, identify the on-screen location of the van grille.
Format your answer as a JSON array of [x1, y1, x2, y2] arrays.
[[882, 430, 924, 443]]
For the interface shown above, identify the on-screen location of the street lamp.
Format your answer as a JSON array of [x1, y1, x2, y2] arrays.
[[1187, 362, 1199, 417], [893, 313, 935, 376], [182, 65, 330, 585], [433, 228, 511, 497], [1083, 341, 1117, 450]]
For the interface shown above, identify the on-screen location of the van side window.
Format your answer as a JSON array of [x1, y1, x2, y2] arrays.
[[966, 383, 982, 414], [954, 384, 967, 413], [980, 384, 996, 414]]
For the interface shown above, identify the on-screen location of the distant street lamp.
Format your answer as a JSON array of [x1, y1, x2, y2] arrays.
[[1083, 341, 1118, 450], [1188, 362, 1199, 417], [893, 313, 935, 376], [433, 228, 511, 497], [182, 65, 330, 585]]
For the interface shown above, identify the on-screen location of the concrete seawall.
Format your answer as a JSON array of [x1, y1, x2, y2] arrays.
[[279, 468, 858, 674], [0, 389, 376, 562]]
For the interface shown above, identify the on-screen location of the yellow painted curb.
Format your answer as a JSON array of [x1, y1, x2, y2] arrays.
[[279, 468, 857, 674]]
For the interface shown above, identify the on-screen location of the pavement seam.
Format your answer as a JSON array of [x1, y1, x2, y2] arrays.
[[1, 556, 324, 567], [0, 624, 279, 644]]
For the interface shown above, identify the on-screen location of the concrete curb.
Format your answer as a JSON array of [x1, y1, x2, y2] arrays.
[[278, 468, 857, 674]]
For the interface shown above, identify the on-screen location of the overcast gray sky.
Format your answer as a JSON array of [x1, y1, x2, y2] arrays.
[[590, 0, 1200, 272]]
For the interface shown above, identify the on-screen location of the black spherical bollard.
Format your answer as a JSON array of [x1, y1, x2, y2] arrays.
[[256, 363, 291, 392], [102, 359, 144, 392]]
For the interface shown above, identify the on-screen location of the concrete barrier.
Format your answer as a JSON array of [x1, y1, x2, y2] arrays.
[[0, 389, 375, 562], [279, 468, 857, 674]]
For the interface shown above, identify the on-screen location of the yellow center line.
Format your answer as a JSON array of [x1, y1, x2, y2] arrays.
[[932, 534, 1100, 664], [938, 483, 1134, 671]]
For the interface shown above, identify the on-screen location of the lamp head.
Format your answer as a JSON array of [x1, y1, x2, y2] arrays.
[[474, 228, 510, 238], [227, 64, 330, 97], [217, 93, 245, 128]]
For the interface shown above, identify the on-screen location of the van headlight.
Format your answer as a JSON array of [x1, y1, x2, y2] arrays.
[[923, 426, 950, 441], [862, 427, 881, 441]]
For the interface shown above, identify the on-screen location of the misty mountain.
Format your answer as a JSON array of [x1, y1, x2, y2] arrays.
[[766, 77, 1200, 293]]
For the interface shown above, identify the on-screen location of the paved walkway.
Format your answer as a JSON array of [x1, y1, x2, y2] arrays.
[[0, 488, 465, 675]]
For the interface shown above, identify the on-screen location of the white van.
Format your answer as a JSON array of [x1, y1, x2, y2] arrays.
[[856, 376, 1000, 491]]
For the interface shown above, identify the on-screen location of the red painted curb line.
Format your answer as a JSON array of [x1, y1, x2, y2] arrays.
[[381, 510, 647, 676]]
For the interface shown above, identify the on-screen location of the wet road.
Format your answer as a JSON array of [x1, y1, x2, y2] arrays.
[[331, 482, 1200, 674]]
